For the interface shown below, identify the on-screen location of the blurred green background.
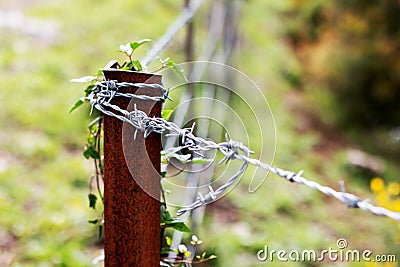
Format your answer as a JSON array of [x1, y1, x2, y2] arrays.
[[0, 0, 399, 266]]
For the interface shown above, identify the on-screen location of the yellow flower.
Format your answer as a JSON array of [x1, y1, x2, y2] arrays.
[[392, 199, 400, 212], [387, 182, 400, 196], [370, 177, 385, 193]]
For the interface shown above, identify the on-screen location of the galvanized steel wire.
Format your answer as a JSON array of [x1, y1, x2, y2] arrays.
[[88, 80, 400, 222], [141, 0, 206, 67]]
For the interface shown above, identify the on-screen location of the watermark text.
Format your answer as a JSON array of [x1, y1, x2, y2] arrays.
[[257, 238, 397, 263]]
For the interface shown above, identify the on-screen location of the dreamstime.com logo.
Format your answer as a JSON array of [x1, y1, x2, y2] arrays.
[[257, 238, 397, 263]]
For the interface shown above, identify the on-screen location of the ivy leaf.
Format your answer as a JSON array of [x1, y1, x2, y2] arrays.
[[84, 84, 96, 97], [165, 61, 175, 67], [165, 60, 187, 82], [169, 221, 192, 233], [83, 146, 100, 159], [88, 193, 97, 209], [69, 97, 87, 113], [161, 247, 173, 255], [96, 69, 104, 76], [164, 220, 192, 233], [130, 39, 151, 51], [161, 109, 173, 120], [86, 134, 96, 146], [160, 204, 172, 223], [70, 75, 97, 83], [88, 219, 99, 224], [130, 60, 143, 71]]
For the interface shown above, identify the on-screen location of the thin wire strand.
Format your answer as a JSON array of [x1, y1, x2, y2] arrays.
[[88, 82, 400, 222], [141, 0, 206, 67]]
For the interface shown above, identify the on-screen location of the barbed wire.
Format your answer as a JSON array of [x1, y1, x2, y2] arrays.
[[92, 80, 170, 102], [88, 80, 400, 222]]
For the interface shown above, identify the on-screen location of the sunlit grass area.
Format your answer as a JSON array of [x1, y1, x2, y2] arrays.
[[0, 0, 399, 266]]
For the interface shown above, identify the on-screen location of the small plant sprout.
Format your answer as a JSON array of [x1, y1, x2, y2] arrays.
[[119, 43, 133, 57], [153, 57, 188, 82], [153, 57, 175, 72], [118, 39, 151, 71]]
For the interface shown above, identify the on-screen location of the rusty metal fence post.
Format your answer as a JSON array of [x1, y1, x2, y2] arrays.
[[103, 66, 161, 266]]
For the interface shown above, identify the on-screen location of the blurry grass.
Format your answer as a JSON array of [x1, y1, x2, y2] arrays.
[[0, 1, 182, 265], [0, 0, 398, 266]]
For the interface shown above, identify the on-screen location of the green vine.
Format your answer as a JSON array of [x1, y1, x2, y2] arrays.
[[71, 40, 216, 266]]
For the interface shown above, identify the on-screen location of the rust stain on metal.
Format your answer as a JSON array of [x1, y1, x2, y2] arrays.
[[103, 67, 161, 266]]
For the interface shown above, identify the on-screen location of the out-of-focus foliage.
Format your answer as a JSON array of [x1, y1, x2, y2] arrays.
[[283, 0, 400, 146]]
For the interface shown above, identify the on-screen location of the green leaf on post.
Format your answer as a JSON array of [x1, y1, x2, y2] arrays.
[[130, 60, 143, 71], [163, 59, 187, 82], [88, 193, 97, 209], [83, 146, 101, 159], [69, 97, 87, 113], [88, 219, 99, 224], [164, 220, 192, 233], [84, 84, 96, 97], [96, 69, 104, 76], [161, 247, 173, 254], [160, 204, 172, 223], [161, 109, 173, 120], [130, 39, 151, 51]]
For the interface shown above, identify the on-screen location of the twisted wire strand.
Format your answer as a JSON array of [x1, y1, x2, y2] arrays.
[[94, 80, 170, 102], [141, 0, 206, 67], [88, 82, 400, 222]]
